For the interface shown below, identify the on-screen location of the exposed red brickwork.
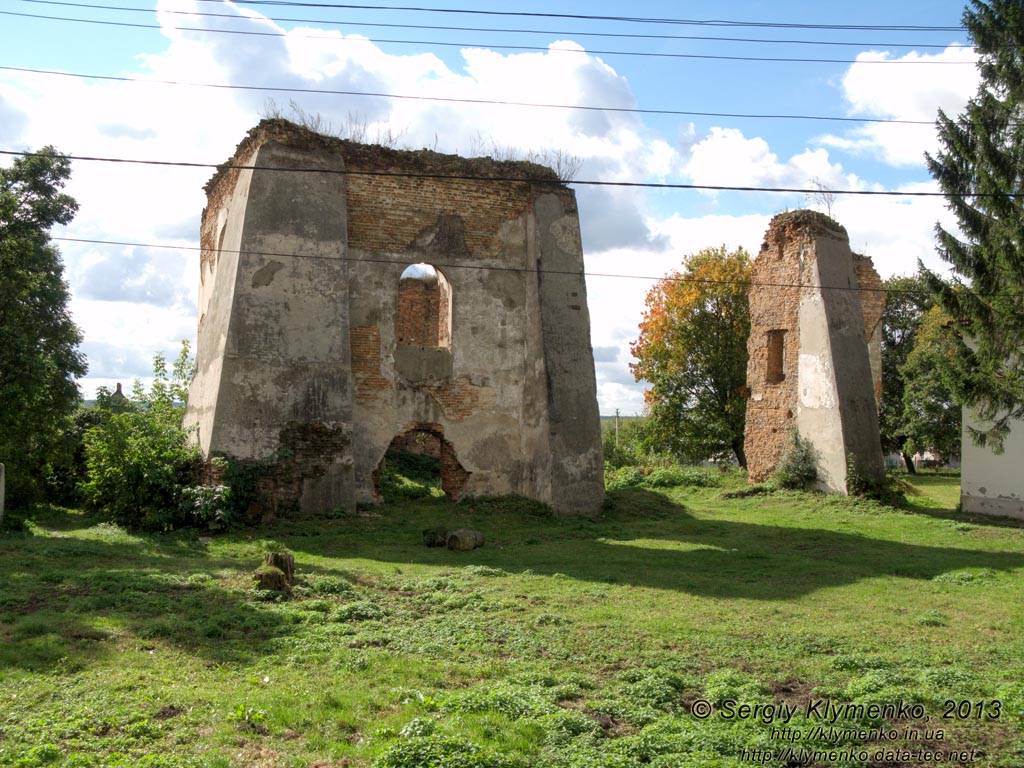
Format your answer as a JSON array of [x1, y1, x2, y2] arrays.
[[346, 173, 534, 258], [397, 274, 451, 347], [440, 440, 471, 500], [421, 377, 495, 422], [389, 429, 442, 457], [854, 254, 885, 409], [351, 326, 389, 403]]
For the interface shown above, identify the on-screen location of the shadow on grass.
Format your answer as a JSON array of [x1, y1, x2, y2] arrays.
[[0, 520, 294, 673], [899, 471, 1024, 529], [283, 488, 1024, 601]]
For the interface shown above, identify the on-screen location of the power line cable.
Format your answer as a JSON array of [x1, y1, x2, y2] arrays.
[[0, 9, 977, 64], [0, 65, 940, 126], [0, 148, 977, 197], [16, 0, 975, 50], [56, 235, 955, 296], [209, 0, 967, 32]]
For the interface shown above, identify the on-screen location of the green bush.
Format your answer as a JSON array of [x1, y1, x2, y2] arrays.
[[178, 485, 234, 531], [605, 465, 720, 491], [601, 417, 655, 469], [79, 344, 201, 531], [40, 405, 103, 506], [773, 430, 819, 490], [605, 466, 646, 490]]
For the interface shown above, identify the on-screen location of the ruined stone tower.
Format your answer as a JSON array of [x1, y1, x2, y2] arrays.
[[744, 210, 884, 492], [184, 120, 604, 517]]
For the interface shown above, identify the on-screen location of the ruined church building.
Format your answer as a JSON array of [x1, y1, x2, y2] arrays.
[[184, 120, 605, 517]]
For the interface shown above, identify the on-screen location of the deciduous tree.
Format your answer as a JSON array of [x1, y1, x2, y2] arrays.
[[900, 306, 962, 465], [880, 274, 932, 472], [630, 246, 751, 466], [0, 148, 86, 505]]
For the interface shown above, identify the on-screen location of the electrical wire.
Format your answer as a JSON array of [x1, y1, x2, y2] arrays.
[[0, 65, 941, 126], [0, 149, 974, 197], [16, 0, 974, 50], [55, 235, 951, 296], [207, 0, 967, 33], [0, 9, 977, 65]]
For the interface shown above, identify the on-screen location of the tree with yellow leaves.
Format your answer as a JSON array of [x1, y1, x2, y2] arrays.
[[630, 246, 751, 467]]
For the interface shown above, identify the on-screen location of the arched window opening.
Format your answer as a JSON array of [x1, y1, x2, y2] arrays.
[[397, 263, 452, 349], [766, 329, 787, 384]]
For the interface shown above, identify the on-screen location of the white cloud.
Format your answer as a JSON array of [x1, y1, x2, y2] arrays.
[[817, 45, 979, 167], [681, 127, 864, 192]]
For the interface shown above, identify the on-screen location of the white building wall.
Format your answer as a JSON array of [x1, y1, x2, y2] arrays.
[[961, 409, 1024, 519]]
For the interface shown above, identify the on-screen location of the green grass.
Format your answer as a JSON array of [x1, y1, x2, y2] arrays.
[[2, 470, 1023, 767]]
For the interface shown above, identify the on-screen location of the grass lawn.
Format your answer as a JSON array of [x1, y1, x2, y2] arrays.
[[2, 470, 1023, 767]]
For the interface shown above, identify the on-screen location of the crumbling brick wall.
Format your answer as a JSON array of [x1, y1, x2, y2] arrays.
[[854, 254, 885, 409], [743, 212, 809, 482]]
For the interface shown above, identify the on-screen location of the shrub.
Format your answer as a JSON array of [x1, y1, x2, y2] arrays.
[[773, 430, 819, 490], [606, 465, 720, 491], [79, 344, 200, 530], [601, 417, 656, 469], [179, 485, 234, 531], [605, 466, 646, 490]]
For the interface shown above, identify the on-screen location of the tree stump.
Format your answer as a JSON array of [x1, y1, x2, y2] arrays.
[[254, 565, 289, 592], [446, 529, 484, 551], [263, 552, 295, 582]]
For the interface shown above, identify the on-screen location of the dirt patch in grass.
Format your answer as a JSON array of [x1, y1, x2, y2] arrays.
[[769, 677, 819, 711]]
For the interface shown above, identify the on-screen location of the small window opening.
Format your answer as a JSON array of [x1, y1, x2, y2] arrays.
[[397, 263, 451, 348], [766, 329, 787, 384]]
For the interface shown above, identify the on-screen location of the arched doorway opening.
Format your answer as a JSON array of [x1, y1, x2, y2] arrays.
[[373, 424, 470, 502]]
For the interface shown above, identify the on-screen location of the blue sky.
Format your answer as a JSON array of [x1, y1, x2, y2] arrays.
[[0, 0, 979, 413]]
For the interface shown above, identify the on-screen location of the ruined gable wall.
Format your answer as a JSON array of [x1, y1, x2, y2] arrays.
[[743, 210, 884, 489], [189, 120, 602, 516]]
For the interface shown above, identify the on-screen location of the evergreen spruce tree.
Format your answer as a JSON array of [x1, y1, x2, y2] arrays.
[[925, 0, 1024, 450]]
